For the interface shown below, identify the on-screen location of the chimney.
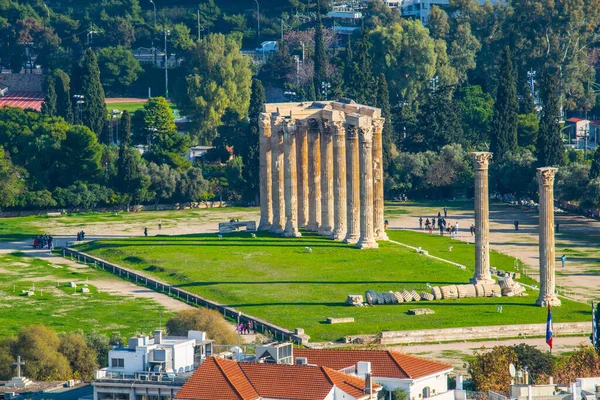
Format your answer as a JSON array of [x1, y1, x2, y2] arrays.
[[456, 375, 464, 390], [154, 329, 162, 344], [357, 361, 372, 377], [364, 372, 373, 398], [549, 377, 554, 385]]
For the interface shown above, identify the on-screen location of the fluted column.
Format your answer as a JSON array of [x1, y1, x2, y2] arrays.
[[356, 126, 378, 249], [283, 122, 301, 237], [318, 122, 334, 236], [344, 125, 360, 244], [306, 119, 321, 231], [470, 152, 494, 284], [372, 118, 388, 241], [332, 121, 347, 240], [296, 122, 309, 228], [536, 167, 561, 307], [258, 114, 272, 231], [270, 120, 285, 234]]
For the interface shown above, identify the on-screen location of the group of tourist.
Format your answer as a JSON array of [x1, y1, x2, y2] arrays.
[[33, 234, 53, 249], [76, 231, 86, 241], [236, 321, 254, 335], [395, 194, 409, 202]]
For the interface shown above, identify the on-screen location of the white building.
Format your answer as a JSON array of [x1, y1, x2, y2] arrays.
[[186, 146, 213, 163], [93, 330, 213, 400], [398, 0, 497, 24]]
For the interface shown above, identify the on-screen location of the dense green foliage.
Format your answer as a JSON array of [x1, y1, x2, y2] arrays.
[[490, 47, 518, 161]]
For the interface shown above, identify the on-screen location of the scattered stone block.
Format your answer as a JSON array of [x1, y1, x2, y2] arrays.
[[409, 290, 421, 301], [346, 294, 364, 306], [25, 291, 35, 297], [440, 285, 459, 299], [68, 282, 77, 288], [457, 284, 476, 298], [294, 328, 304, 335], [513, 273, 521, 279], [420, 292, 434, 301], [365, 290, 376, 305], [401, 289, 413, 302], [327, 317, 355, 324], [80, 287, 90, 293], [474, 284, 485, 297], [393, 291, 404, 303], [430, 286, 442, 300], [497, 270, 505, 277], [408, 308, 435, 316], [388, 291, 399, 304]]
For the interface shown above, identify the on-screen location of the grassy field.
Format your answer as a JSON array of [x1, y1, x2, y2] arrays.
[[75, 231, 590, 342], [0, 251, 171, 338], [106, 102, 147, 113]]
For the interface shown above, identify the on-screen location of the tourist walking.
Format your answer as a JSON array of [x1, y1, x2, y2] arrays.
[[561, 254, 566, 268], [555, 223, 560, 233], [439, 223, 444, 236], [444, 207, 448, 218], [432, 218, 436, 229], [514, 220, 519, 231], [144, 228, 148, 237], [419, 217, 423, 229], [470, 224, 475, 236], [455, 222, 459, 236], [158, 219, 162, 230]]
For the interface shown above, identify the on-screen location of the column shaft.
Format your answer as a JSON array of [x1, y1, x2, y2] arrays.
[[356, 127, 378, 249], [344, 126, 360, 244], [306, 121, 321, 231], [536, 168, 561, 307], [319, 123, 334, 236], [470, 152, 494, 285], [270, 124, 285, 233], [258, 114, 272, 230], [296, 124, 309, 228], [372, 119, 388, 240], [332, 121, 347, 240], [283, 124, 301, 237]]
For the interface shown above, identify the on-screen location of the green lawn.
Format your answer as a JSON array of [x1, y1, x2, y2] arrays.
[[0, 252, 171, 338], [75, 231, 590, 342], [106, 102, 147, 114]]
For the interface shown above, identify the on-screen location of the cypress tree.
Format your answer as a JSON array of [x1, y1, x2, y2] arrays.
[[117, 143, 141, 199], [120, 110, 131, 145], [376, 73, 394, 172], [313, 10, 327, 100], [53, 69, 73, 123], [537, 69, 564, 167], [72, 48, 107, 137], [41, 75, 57, 117], [343, 36, 353, 97], [520, 81, 536, 115], [347, 29, 375, 105], [590, 149, 600, 180], [242, 78, 265, 201], [491, 47, 518, 160], [306, 79, 316, 101]]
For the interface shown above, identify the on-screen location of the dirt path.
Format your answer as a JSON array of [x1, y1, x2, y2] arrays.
[[387, 203, 600, 303]]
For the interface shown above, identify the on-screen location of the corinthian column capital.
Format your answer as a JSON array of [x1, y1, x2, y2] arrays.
[[358, 126, 373, 143], [470, 152, 493, 170], [537, 167, 558, 187], [372, 118, 385, 133]]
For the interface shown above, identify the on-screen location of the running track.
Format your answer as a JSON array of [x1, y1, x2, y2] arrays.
[[0, 91, 43, 111]]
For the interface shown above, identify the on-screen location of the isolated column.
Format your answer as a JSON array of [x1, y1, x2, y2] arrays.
[[356, 127, 378, 249], [319, 122, 334, 236], [344, 125, 360, 244], [469, 152, 495, 284], [536, 167, 561, 307], [270, 121, 285, 234], [306, 119, 321, 232], [372, 118, 388, 241], [296, 122, 309, 228], [283, 123, 301, 237], [258, 114, 273, 231], [332, 121, 347, 240]]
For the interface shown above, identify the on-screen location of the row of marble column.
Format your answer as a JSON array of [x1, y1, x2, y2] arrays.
[[258, 115, 387, 249], [470, 152, 560, 307]]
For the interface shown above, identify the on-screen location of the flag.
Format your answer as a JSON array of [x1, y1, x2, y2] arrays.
[[546, 304, 553, 349]]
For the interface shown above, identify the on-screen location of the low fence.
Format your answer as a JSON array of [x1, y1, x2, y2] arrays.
[[61, 247, 307, 345]]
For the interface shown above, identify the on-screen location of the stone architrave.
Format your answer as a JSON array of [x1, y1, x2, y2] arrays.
[[332, 121, 347, 240], [372, 118, 388, 241], [344, 125, 360, 244], [469, 152, 495, 284], [356, 126, 378, 249], [296, 122, 309, 228], [306, 119, 321, 231], [536, 167, 561, 307], [258, 113, 273, 231], [283, 122, 301, 237], [319, 122, 334, 236], [270, 119, 285, 234]]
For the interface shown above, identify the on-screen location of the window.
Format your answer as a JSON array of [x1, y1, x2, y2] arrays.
[[423, 387, 431, 399], [111, 358, 125, 368]]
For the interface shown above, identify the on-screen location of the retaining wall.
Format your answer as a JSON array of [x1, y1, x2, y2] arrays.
[[0, 73, 44, 92], [379, 322, 590, 345], [61, 247, 307, 345]]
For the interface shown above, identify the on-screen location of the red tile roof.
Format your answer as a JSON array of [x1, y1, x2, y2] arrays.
[[590, 120, 600, 126], [293, 349, 452, 380], [175, 357, 381, 400], [566, 118, 587, 123]]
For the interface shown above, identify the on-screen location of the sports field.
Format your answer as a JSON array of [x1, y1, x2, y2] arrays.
[[75, 230, 590, 342]]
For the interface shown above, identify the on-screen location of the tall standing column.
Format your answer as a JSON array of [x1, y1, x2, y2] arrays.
[[258, 114, 272, 231], [344, 125, 360, 244], [270, 121, 285, 234], [372, 118, 388, 241], [296, 122, 309, 228], [332, 121, 347, 240], [536, 167, 561, 307], [356, 126, 378, 249], [283, 123, 301, 237], [319, 122, 334, 236], [306, 119, 321, 231], [470, 152, 495, 285]]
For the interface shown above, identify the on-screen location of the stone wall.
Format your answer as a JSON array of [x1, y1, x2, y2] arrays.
[[0, 73, 45, 92]]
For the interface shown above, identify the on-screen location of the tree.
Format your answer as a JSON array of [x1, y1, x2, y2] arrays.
[[41, 75, 57, 117], [509, 344, 553, 384], [241, 79, 265, 201], [166, 309, 239, 345], [102, 17, 135, 48], [56, 125, 102, 188], [427, 6, 449, 40], [590, 148, 600, 180], [97, 46, 142, 96], [84, 332, 112, 368], [58, 333, 99, 380], [520, 81, 536, 115], [147, 162, 180, 206], [469, 346, 518, 394], [71, 48, 107, 136], [554, 346, 600, 384], [313, 10, 327, 99], [537, 70, 565, 167], [144, 97, 176, 135], [0, 147, 25, 210], [178, 33, 252, 144], [458, 85, 494, 146], [376, 73, 394, 172], [346, 29, 376, 105], [490, 47, 518, 161], [169, 23, 194, 55], [120, 110, 131, 145], [177, 167, 209, 202], [449, 22, 481, 83], [52, 69, 73, 123], [517, 113, 539, 149]]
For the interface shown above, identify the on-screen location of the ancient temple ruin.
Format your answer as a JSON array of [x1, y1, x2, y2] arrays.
[[258, 99, 386, 249]]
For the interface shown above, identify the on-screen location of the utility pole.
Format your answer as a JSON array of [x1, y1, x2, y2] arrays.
[[163, 30, 170, 98], [197, 10, 201, 39], [150, 0, 157, 28]]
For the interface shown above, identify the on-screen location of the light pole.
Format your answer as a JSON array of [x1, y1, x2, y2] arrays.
[[150, 0, 157, 28], [111, 109, 121, 144], [73, 95, 85, 124], [254, 0, 260, 39], [321, 81, 331, 100], [163, 30, 170, 98]]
